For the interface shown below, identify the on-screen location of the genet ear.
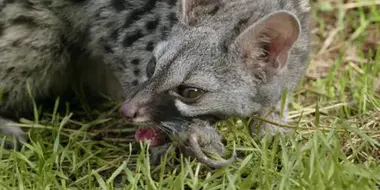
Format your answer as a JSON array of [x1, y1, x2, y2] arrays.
[[181, 0, 221, 23], [235, 11, 301, 76]]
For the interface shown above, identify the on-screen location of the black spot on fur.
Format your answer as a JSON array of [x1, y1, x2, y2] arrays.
[[132, 80, 139, 86], [0, 24, 3, 36], [110, 29, 119, 41], [12, 16, 37, 27], [168, 12, 178, 27], [123, 0, 157, 28], [70, 0, 86, 2], [164, 0, 176, 6], [111, 0, 126, 12], [123, 12, 140, 29], [146, 41, 155, 51], [159, 26, 170, 39], [25, 1, 34, 6], [123, 29, 144, 47], [6, 67, 15, 73], [131, 59, 140, 65], [104, 44, 114, 53], [145, 18, 159, 32], [221, 17, 250, 53], [141, 0, 158, 13], [105, 21, 114, 28], [133, 69, 140, 76], [21, 71, 31, 77]]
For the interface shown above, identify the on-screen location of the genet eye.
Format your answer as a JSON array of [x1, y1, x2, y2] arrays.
[[176, 86, 205, 100], [146, 57, 156, 78]]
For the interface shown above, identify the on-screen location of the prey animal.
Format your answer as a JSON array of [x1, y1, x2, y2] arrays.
[[147, 119, 237, 168]]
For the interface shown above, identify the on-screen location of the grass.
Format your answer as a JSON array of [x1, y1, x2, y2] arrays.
[[0, 0, 380, 189]]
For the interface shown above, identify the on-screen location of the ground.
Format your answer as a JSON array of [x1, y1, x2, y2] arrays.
[[0, 0, 379, 189]]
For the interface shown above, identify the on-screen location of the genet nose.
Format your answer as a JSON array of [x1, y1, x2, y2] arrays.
[[121, 102, 138, 120]]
